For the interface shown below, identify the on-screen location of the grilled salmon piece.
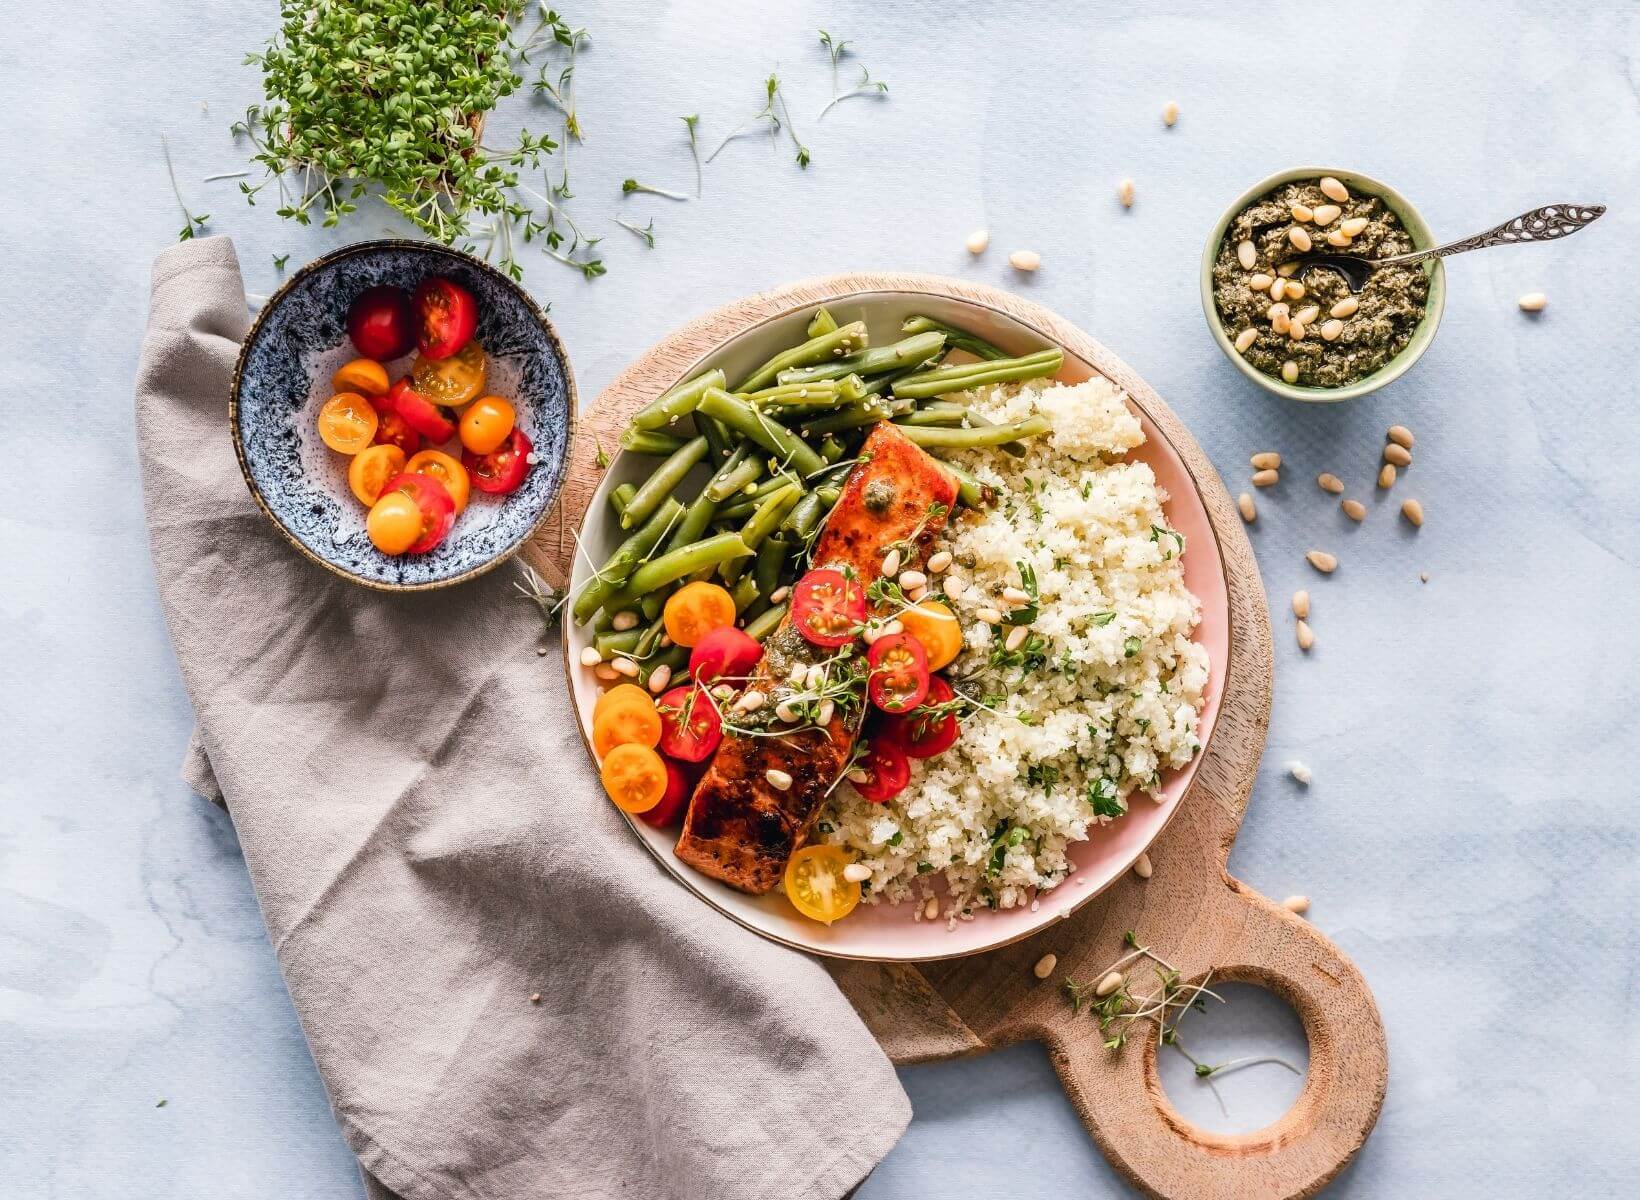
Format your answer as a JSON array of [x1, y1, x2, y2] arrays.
[[676, 424, 958, 894]]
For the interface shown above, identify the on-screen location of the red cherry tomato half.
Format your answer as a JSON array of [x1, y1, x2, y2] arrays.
[[346, 285, 416, 361], [462, 427, 533, 495], [638, 758, 693, 829], [371, 409, 422, 456], [383, 377, 457, 443], [866, 633, 930, 714], [656, 686, 724, 763], [413, 276, 479, 360], [380, 472, 455, 554], [853, 738, 910, 804], [790, 568, 867, 647], [688, 626, 763, 685], [879, 676, 960, 759]]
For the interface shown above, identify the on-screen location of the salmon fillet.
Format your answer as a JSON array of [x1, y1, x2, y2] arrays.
[[675, 423, 959, 894]]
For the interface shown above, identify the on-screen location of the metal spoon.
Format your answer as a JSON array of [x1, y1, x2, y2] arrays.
[[1297, 203, 1605, 293]]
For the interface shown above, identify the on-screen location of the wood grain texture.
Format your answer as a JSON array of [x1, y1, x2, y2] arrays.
[[531, 273, 1386, 1199]]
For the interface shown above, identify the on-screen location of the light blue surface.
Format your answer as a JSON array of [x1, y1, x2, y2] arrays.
[[3, 2, 1636, 1197]]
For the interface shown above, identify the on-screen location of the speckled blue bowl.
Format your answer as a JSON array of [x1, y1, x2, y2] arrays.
[[231, 240, 574, 590]]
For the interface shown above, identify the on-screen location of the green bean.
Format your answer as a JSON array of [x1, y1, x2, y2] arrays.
[[609, 482, 637, 519], [629, 368, 727, 431], [781, 491, 826, 540], [619, 427, 689, 456], [696, 388, 825, 477], [666, 489, 719, 555], [702, 445, 760, 502], [743, 601, 789, 643], [817, 485, 841, 505], [777, 331, 946, 387], [753, 535, 790, 602], [798, 398, 907, 436], [621, 435, 709, 529], [594, 628, 644, 657], [730, 574, 760, 613], [933, 459, 995, 508], [635, 612, 669, 659], [856, 364, 926, 398], [836, 373, 871, 402], [893, 415, 1051, 448], [741, 379, 845, 411], [600, 533, 753, 613], [723, 483, 802, 585], [891, 348, 1064, 399], [900, 315, 1009, 361], [807, 306, 838, 337], [639, 587, 668, 621], [571, 497, 685, 624], [697, 412, 732, 463], [819, 434, 846, 463], [898, 405, 974, 427], [737, 321, 868, 392]]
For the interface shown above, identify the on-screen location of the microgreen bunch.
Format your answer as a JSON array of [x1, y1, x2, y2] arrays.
[[525, 8, 590, 141]]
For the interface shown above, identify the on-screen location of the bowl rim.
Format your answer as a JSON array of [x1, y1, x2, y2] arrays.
[[1199, 166, 1447, 404], [228, 238, 578, 592]]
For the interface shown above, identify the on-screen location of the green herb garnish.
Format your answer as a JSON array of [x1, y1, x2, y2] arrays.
[[681, 114, 703, 196], [162, 136, 208, 241]]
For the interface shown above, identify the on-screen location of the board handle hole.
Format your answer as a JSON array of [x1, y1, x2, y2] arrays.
[[1156, 981, 1310, 1135]]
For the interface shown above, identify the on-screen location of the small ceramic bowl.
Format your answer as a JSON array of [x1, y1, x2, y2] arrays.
[[1200, 167, 1446, 403], [231, 240, 575, 590]]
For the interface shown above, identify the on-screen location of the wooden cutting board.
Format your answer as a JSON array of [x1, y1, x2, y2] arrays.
[[523, 273, 1386, 1200]]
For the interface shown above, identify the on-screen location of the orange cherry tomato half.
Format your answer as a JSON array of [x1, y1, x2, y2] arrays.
[[637, 758, 694, 829], [411, 340, 488, 408], [656, 686, 723, 763], [383, 377, 456, 443], [404, 449, 470, 514], [601, 743, 668, 814], [348, 444, 407, 507], [331, 358, 390, 397], [376, 472, 455, 555], [663, 581, 737, 648], [371, 408, 422, 456], [591, 692, 662, 757], [790, 568, 867, 647], [593, 683, 651, 723], [783, 845, 861, 924], [898, 599, 962, 671], [459, 395, 516, 455], [462, 427, 532, 495], [413, 276, 478, 360], [317, 392, 380, 454]]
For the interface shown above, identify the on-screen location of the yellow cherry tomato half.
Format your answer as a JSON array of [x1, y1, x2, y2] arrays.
[[783, 845, 862, 925], [459, 394, 517, 455], [663, 581, 738, 648], [366, 490, 423, 555], [593, 683, 651, 723], [592, 692, 662, 757], [348, 444, 407, 507], [600, 743, 667, 813], [898, 599, 962, 671], [317, 392, 380, 454], [404, 449, 470, 514], [410, 340, 487, 407], [331, 357, 390, 397]]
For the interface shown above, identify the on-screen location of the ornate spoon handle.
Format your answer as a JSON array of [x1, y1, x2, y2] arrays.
[[1378, 203, 1605, 268]]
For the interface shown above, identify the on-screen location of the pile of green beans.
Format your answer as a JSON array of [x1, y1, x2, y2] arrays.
[[570, 306, 1066, 685]]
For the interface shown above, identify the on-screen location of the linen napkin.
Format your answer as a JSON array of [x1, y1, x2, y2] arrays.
[[135, 237, 910, 1200]]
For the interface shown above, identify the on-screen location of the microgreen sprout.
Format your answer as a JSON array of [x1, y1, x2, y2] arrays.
[[707, 74, 782, 162], [514, 564, 565, 630], [614, 217, 657, 248], [162, 136, 209, 241], [622, 179, 688, 201], [768, 76, 811, 167], [817, 30, 888, 119], [529, 9, 590, 141], [681, 114, 703, 196], [818, 30, 849, 92], [271, 253, 289, 271]]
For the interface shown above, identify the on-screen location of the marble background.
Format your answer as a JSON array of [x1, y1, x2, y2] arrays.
[[3, 1, 1636, 1196]]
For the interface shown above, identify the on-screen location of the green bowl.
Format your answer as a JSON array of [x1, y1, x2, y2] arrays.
[[1199, 167, 1446, 403]]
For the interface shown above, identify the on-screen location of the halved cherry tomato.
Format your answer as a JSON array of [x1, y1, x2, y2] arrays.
[[638, 758, 693, 828], [601, 743, 667, 813], [383, 377, 456, 442], [688, 626, 762, 684], [317, 392, 379, 454], [898, 599, 963, 671], [331, 358, 390, 397], [866, 633, 930, 714], [459, 395, 516, 455], [656, 686, 723, 763], [783, 845, 861, 924], [347, 285, 415, 361], [594, 683, 651, 723], [376, 472, 455, 555], [790, 568, 867, 647], [852, 738, 910, 804], [878, 676, 960, 759], [371, 409, 422, 456], [411, 340, 487, 407], [462, 427, 532, 495], [348, 444, 407, 507], [404, 449, 470, 514], [413, 276, 478, 360], [663, 582, 737, 648], [592, 691, 662, 757]]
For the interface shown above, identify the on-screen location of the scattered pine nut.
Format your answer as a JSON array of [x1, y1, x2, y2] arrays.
[[1269, 278, 1288, 303], [1250, 451, 1281, 470], [976, 607, 1003, 625], [1009, 249, 1042, 272], [530, 992, 541, 1004], [647, 664, 673, 694], [1330, 296, 1360, 319], [1285, 281, 1306, 300], [842, 862, 872, 883], [1288, 760, 1312, 784], [1387, 425, 1415, 449], [881, 548, 902, 578], [1237, 240, 1257, 270], [1282, 895, 1311, 915], [1288, 321, 1308, 342], [736, 689, 767, 712], [1319, 176, 1349, 203], [1294, 305, 1320, 327], [1281, 361, 1299, 384], [1326, 229, 1352, 247], [1275, 261, 1299, 278], [1249, 273, 1273, 292], [1319, 318, 1344, 342], [899, 569, 927, 591], [1296, 619, 1314, 651], [925, 896, 941, 920], [537, 646, 549, 656], [1312, 203, 1341, 226], [1383, 443, 1412, 467], [965, 229, 990, 255], [1133, 852, 1153, 879], [1288, 226, 1313, 252], [1341, 498, 1366, 522], [610, 610, 639, 632], [1317, 472, 1344, 494], [1401, 498, 1424, 527], [1002, 585, 1032, 605], [611, 658, 639, 677], [1234, 328, 1258, 353], [764, 768, 793, 791], [1034, 953, 1058, 980], [1306, 549, 1338, 574], [1252, 468, 1280, 487], [594, 664, 619, 682], [1378, 463, 1397, 489], [579, 646, 603, 667], [943, 576, 965, 599], [768, 585, 790, 604], [1518, 291, 1547, 312], [1237, 492, 1257, 523], [1118, 178, 1135, 207], [1419, 571, 1430, 583], [1340, 216, 1370, 237], [1096, 971, 1125, 997], [1005, 624, 1029, 652], [1162, 100, 1179, 126], [1290, 203, 1315, 224], [927, 550, 952, 574]]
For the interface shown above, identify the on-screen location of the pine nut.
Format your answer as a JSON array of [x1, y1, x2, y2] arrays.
[[1162, 100, 1179, 126], [1268, 278, 1288, 302], [1296, 619, 1315, 651], [594, 664, 619, 681], [1384, 443, 1412, 467], [775, 700, 800, 723], [1251, 451, 1281, 470], [1005, 624, 1029, 652], [927, 550, 952, 574], [817, 698, 835, 726], [579, 646, 603, 667], [612, 657, 639, 677], [1401, 498, 1424, 527], [1234, 328, 1258, 353], [660, 635, 674, 648], [789, 663, 809, 685], [1319, 176, 1349, 203], [882, 619, 905, 637], [611, 610, 639, 631], [1288, 760, 1313, 784], [881, 548, 901, 578], [1283, 894, 1311, 914], [764, 768, 793, 791], [1288, 321, 1307, 341], [1518, 291, 1547, 312], [966, 229, 990, 255], [1341, 498, 1366, 521], [976, 607, 1003, 625], [768, 585, 790, 604], [1238, 492, 1257, 522], [1249, 272, 1273, 291], [924, 896, 940, 920], [834, 862, 871, 885], [1311, 203, 1341, 226], [1292, 589, 1309, 618], [1276, 261, 1299, 278], [1271, 311, 1291, 335], [1306, 549, 1338, 574], [1317, 472, 1344, 493], [1118, 178, 1135, 207], [1294, 305, 1320, 326], [1096, 971, 1125, 997], [1001, 586, 1031, 606], [1379, 463, 1397, 489], [1252, 468, 1279, 487], [1290, 203, 1314, 223], [1387, 425, 1414, 449], [1288, 226, 1313, 251], [848, 769, 869, 785], [1267, 299, 1290, 321], [1320, 318, 1344, 341], [1033, 952, 1058, 979], [1341, 216, 1369, 237], [1284, 281, 1306, 300], [1237, 239, 1257, 270], [1420, 571, 1430, 583], [899, 569, 927, 591], [1330, 296, 1359, 319], [1133, 852, 1153, 879], [1326, 229, 1352, 247], [907, 585, 928, 603], [736, 690, 767, 712], [1009, 249, 1042, 272], [647, 664, 673, 694], [943, 576, 965, 599], [1281, 361, 1299, 384]]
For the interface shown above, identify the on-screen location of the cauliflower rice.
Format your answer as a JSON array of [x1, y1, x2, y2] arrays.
[[820, 377, 1209, 918]]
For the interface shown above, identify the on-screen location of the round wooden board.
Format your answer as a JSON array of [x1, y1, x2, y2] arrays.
[[523, 274, 1387, 1200]]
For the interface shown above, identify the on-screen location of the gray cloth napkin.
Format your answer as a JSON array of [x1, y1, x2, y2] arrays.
[[135, 237, 910, 1200]]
